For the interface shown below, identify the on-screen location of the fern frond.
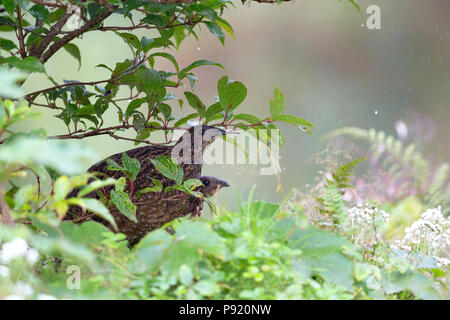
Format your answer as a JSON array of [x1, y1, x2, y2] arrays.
[[326, 127, 429, 190]]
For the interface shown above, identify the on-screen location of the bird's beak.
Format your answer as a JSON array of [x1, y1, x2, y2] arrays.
[[218, 179, 230, 188]]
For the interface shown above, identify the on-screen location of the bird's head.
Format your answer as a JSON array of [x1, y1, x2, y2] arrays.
[[197, 176, 230, 197], [182, 125, 226, 151]]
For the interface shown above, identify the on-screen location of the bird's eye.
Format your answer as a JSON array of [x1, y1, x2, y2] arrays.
[[203, 179, 210, 186], [201, 127, 206, 134]]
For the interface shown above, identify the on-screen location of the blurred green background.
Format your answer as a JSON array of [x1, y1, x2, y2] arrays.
[[18, 0, 450, 206]]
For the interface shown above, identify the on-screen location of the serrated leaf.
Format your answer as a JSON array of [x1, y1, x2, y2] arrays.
[[149, 155, 183, 185], [110, 189, 137, 223], [121, 153, 140, 181], [269, 87, 284, 118], [115, 177, 127, 192], [183, 178, 204, 190]]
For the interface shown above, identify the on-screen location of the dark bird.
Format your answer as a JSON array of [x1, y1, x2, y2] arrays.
[[64, 125, 227, 246], [84, 125, 226, 191], [68, 176, 230, 247]]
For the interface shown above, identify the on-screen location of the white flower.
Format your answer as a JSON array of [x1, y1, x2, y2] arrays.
[[434, 256, 450, 268], [0, 265, 10, 277], [0, 238, 29, 263], [25, 249, 40, 265], [393, 206, 450, 265], [13, 281, 34, 297]]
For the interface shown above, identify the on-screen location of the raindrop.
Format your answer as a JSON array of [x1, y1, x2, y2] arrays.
[[197, 47, 201, 51], [298, 126, 310, 133], [395, 120, 408, 139], [374, 110, 379, 115]]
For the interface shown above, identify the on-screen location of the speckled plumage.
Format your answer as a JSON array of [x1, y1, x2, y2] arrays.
[[64, 125, 227, 247]]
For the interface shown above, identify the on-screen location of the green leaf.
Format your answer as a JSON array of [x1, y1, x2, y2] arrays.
[[184, 91, 206, 116], [135, 178, 163, 198], [216, 16, 233, 37], [232, 113, 261, 124], [174, 113, 198, 127], [121, 153, 141, 181], [115, 177, 127, 192], [77, 178, 116, 198], [205, 102, 222, 123], [141, 69, 166, 94], [288, 226, 355, 290], [79, 198, 118, 231], [13, 184, 36, 210], [3, 0, 15, 17], [118, 32, 141, 51], [269, 87, 284, 118], [125, 98, 145, 117], [54, 176, 71, 201], [179, 60, 225, 79], [149, 52, 179, 72], [381, 271, 441, 300], [142, 14, 168, 27], [219, 80, 247, 111], [204, 21, 225, 45], [110, 189, 137, 223], [29, 4, 50, 21], [63, 43, 82, 70], [149, 155, 184, 185], [0, 137, 98, 175], [176, 220, 225, 257], [273, 114, 314, 132], [173, 26, 186, 49], [0, 56, 45, 73], [183, 178, 204, 190], [106, 158, 124, 171], [0, 38, 17, 51], [179, 264, 193, 286]]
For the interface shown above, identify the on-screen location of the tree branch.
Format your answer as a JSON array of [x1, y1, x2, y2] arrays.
[[40, 4, 117, 63], [30, 11, 73, 58], [15, 6, 26, 59]]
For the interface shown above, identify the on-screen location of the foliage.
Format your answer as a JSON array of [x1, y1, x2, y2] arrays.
[[0, 0, 313, 149], [326, 127, 450, 215], [2, 0, 439, 302], [0, 191, 447, 300]]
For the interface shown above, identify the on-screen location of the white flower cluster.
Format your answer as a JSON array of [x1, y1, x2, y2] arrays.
[[392, 206, 450, 268], [346, 203, 390, 246], [348, 204, 389, 226], [0, 238, 39, 265], [2, 280, 57, 300]]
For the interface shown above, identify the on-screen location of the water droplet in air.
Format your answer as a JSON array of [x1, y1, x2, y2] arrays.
[[395, 120, 408, 139], [197, 47, 201, 51], [374, 110, 379, 115]]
